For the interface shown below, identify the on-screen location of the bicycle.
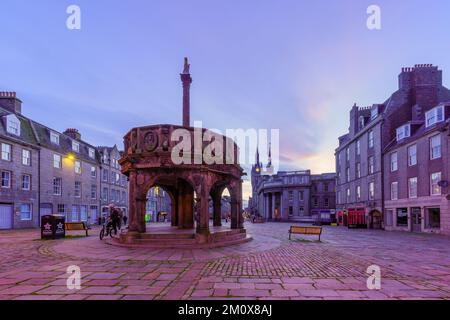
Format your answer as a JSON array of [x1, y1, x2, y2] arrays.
[[99, 218, 114, 240]]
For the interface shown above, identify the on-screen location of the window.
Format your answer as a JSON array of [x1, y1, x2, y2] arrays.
[[369, 182, 375, 200], [57, 204, 66, 216], [6, 115, 20, 136], [53, 177, 62, 195], [22, 175, 31, 190], [122, 191, 126, 203], [408, 177, 418, 198], [346, 188, 351, 202], [426, 208, 440, 229], [20, 204, 32, 221], [430, 135, 441, 159], [80, 206, 87, 222], [115, 173, 120, 184], [408, 145, 417, 166], [72, 141, 80, 153], [368, 130, 374, 148], [102, 169, 108, 182], [346, 147, 350, 161], [53, 154, 62, 169], [299, 191, 304, 201], [337, 191, 341, 205], [425, 105, 444, 127], [356, 162, 361, 179], [346, 167, 350, 182], [71, 205, 79, 222], [396, 124, 410, 141], [91, 166, 97, 178], [324, 198, 329, 208], [91, 185, 97, 199], [74, 181, 81, 198], [391, 182, 398, 200], [313, 197, 318, 207], [1, 143, 12, 161], [50, 131, 60, 145], [356, 185, 361, 201], [390, 152, 398, 172], [371, 107, 378, 120], [102, 188, 108, 201], [288, 191, 293, 200], [74, 160, 81, 174], [396, 208, 408, 227], [111, 172, 115, 184], [368, 156, 374, 174], [22, 149, 31, 166], [88, 148, 95, 159], [430, 172, 441, 196], [356, 139, 361, 155], [121, 175, 127, 186], [1, 171, 11, 188]]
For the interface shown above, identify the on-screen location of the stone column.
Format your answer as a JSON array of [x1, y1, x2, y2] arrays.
[[272, 193, 276, 220], [230, 196, 238, 229], [212, 191, 222, 227], [127, 171, 139, 232], [136, 196, 147, 233], [170, 191, 178, 227], [177, 184, 194, 229]]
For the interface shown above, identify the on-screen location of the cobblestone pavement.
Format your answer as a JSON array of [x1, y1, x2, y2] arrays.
[[0, 222, 450, 300]]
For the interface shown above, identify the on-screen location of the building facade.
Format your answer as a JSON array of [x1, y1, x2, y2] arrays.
[[250, 151, 336, 223], [1, 93, 40, 228], [0, 92, 128, 229], [98, 145, 128, 218], [336, 64, 450, 232], [383, 102, 450, 235]]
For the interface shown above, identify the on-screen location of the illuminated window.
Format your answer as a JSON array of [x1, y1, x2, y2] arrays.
[[75, 160, 82, 174]]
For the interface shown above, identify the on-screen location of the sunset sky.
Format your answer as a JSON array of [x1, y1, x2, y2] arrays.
[[1, 0, 450, 200]]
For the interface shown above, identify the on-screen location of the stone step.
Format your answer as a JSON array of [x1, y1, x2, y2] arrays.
[[139, 233, 195, 240], [211, 232, 247, 243]]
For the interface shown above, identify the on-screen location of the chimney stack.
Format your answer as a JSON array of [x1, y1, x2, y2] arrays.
[[180, 57, 192, 127], [64, 128, 81, 140], [0, 91, 22, 114]]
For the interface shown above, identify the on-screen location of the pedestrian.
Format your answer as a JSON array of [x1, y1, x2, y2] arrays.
[[123, 215, 128, 226]]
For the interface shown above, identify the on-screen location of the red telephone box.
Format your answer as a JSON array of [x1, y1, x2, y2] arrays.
[[347, 208, 367, 228]]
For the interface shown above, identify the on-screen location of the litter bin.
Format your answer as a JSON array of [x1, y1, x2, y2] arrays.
[[41, 215, 66, 239]]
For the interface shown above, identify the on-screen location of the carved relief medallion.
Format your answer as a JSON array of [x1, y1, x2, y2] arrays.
[[143, 130, 159, 152]]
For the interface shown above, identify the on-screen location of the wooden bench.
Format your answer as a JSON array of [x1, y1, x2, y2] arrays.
[[288, 225, 322, 241], [65, 222, 88, 237]]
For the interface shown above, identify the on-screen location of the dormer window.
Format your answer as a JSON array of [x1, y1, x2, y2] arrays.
[[88, 148, 95, 159], [72, 141, 80, 153], [370, 107, 378, 120], [358, 116, 365, 129], [6, 114, 20, 136], [426, 105, 444, 128], [396, 124, 411, 141], [50, 131, 60, 145]]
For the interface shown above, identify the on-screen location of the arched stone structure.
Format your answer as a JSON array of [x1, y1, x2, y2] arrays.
[[118, 124, 246, 246]]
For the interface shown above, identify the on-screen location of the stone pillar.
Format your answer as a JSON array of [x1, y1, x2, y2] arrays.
[[230, 196, 238, 229], [128, 171, 139, 232], [272, 193, 276, 220], [170, 191, 178, 227], [237, 182, 244, 229], [136, 196, 147, 233], [212, 192, 222, 227], [180, 58, 192, 127], [177, 181, 194, 229]]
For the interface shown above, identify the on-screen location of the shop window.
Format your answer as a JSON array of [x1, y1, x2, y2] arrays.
[[396, 208, 408, 227]]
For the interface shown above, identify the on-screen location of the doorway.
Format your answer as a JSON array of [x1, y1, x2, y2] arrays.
[[410, 207, 421, 232]]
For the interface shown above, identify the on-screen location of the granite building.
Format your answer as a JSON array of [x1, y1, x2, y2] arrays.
[[336, 64, 450, 232], [0, 91, 128, 229], [250, 150, 336, 223], [98, 145, 128, 217], [0, 92, 40, 229]]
